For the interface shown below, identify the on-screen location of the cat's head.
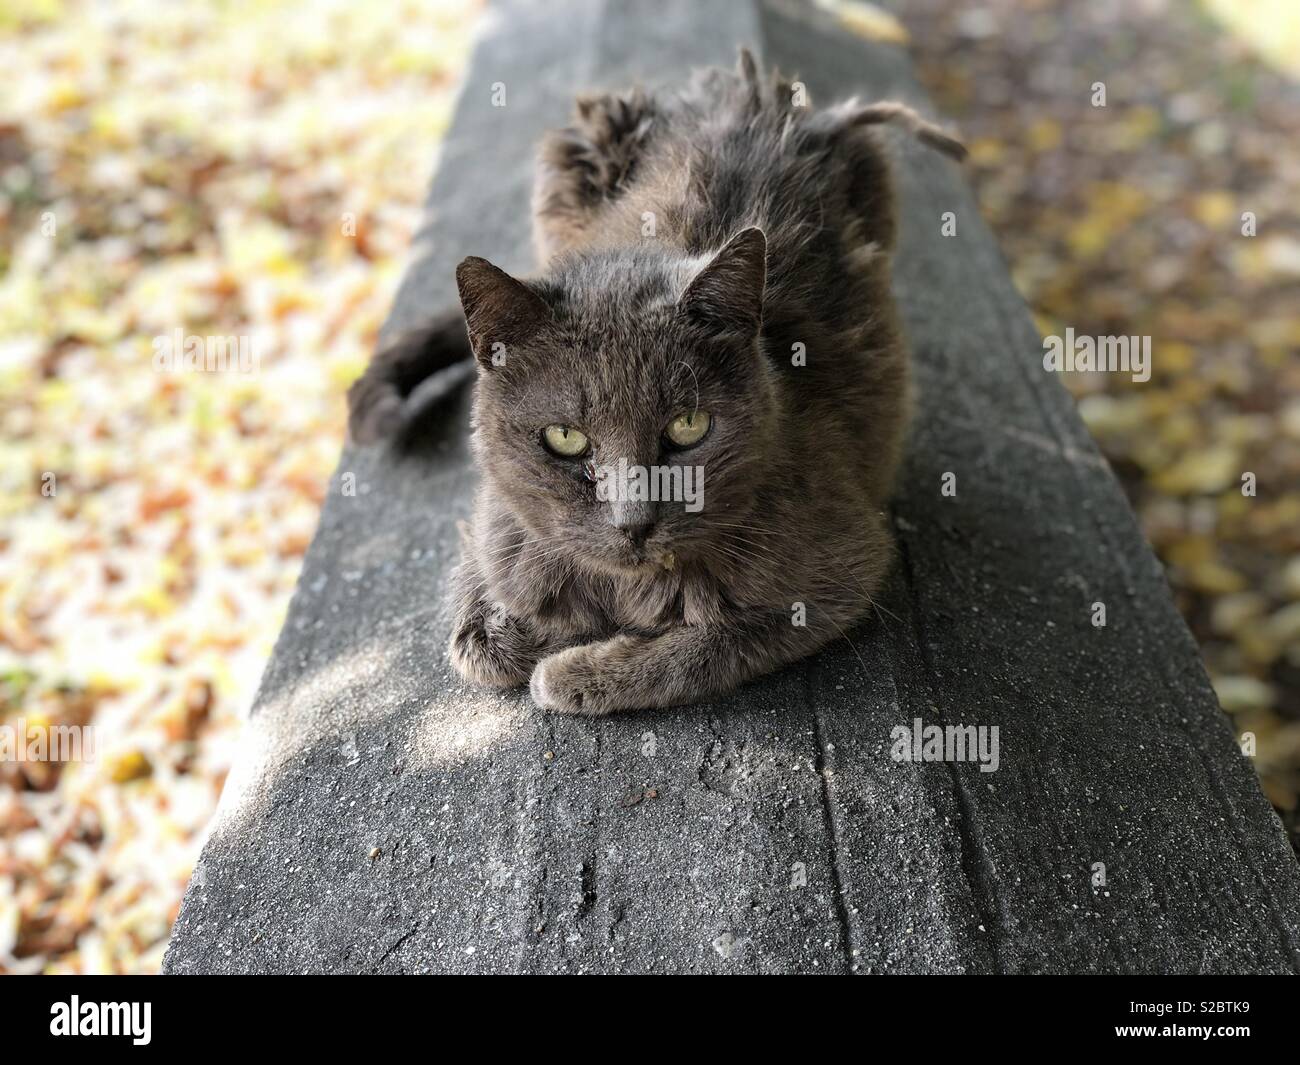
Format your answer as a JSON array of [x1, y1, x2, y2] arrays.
[[457, 227, 778, 576]]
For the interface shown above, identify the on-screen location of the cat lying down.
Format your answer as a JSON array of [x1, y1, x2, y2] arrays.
[[348, 49, 963, 715]]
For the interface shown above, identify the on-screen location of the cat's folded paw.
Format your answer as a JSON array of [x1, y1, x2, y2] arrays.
[[449, 606, 537, 688], [529, 636, 648, 716], [529, 646, 601, 715]]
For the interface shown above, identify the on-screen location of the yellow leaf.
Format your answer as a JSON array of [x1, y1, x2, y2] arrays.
[[106, 750, 153, 785], [1152, 445, 1240, 495], [1027, 118, 1062, 152], [1187, 560, 1247, 595], [815, 0, 910, 44], [1192, 191, 1236, 228]]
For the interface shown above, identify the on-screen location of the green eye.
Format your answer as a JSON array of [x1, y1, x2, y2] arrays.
[[542, 424, 590, 457], [665, 410, 711, 448]]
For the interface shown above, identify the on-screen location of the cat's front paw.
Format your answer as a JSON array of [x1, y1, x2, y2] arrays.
[[530, 636, 648, 716], [449, 606, 538, 688]]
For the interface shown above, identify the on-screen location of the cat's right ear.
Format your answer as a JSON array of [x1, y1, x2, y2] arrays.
[[678, 227, 767, 339], [455, 256, 553, 370]]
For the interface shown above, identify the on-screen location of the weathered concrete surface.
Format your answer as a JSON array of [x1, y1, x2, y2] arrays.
[[163, 0, 1300, 974]]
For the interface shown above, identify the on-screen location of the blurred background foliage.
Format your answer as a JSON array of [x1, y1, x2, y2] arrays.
[[0, 0, 1295, 972], [1, 0, 481, 973]]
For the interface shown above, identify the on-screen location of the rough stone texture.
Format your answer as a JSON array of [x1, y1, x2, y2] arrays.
[[163, 0, 1300, 974]]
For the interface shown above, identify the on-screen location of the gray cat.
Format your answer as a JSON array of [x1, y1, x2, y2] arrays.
[[348, 50, 963, 714]]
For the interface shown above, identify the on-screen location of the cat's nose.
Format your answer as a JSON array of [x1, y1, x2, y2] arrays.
[[610, 501, 655, 547]]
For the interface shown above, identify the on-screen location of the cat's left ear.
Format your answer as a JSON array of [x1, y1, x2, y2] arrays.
[[679, 227, 766, 337], [455, 256, 553, 369]]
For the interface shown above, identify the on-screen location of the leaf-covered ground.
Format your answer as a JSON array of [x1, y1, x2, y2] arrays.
[[0, 0, 479, 973], [2, 0, 1296, 975]]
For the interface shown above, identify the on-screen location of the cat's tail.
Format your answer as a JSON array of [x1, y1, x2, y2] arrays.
[[832, 100, 968, 161], [347, 307, 472, 444], [729, 47, 965, 162]]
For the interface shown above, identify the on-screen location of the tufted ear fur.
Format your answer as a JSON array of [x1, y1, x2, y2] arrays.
[[678, 227, 766, 337], [455, 257, 553, 369]]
